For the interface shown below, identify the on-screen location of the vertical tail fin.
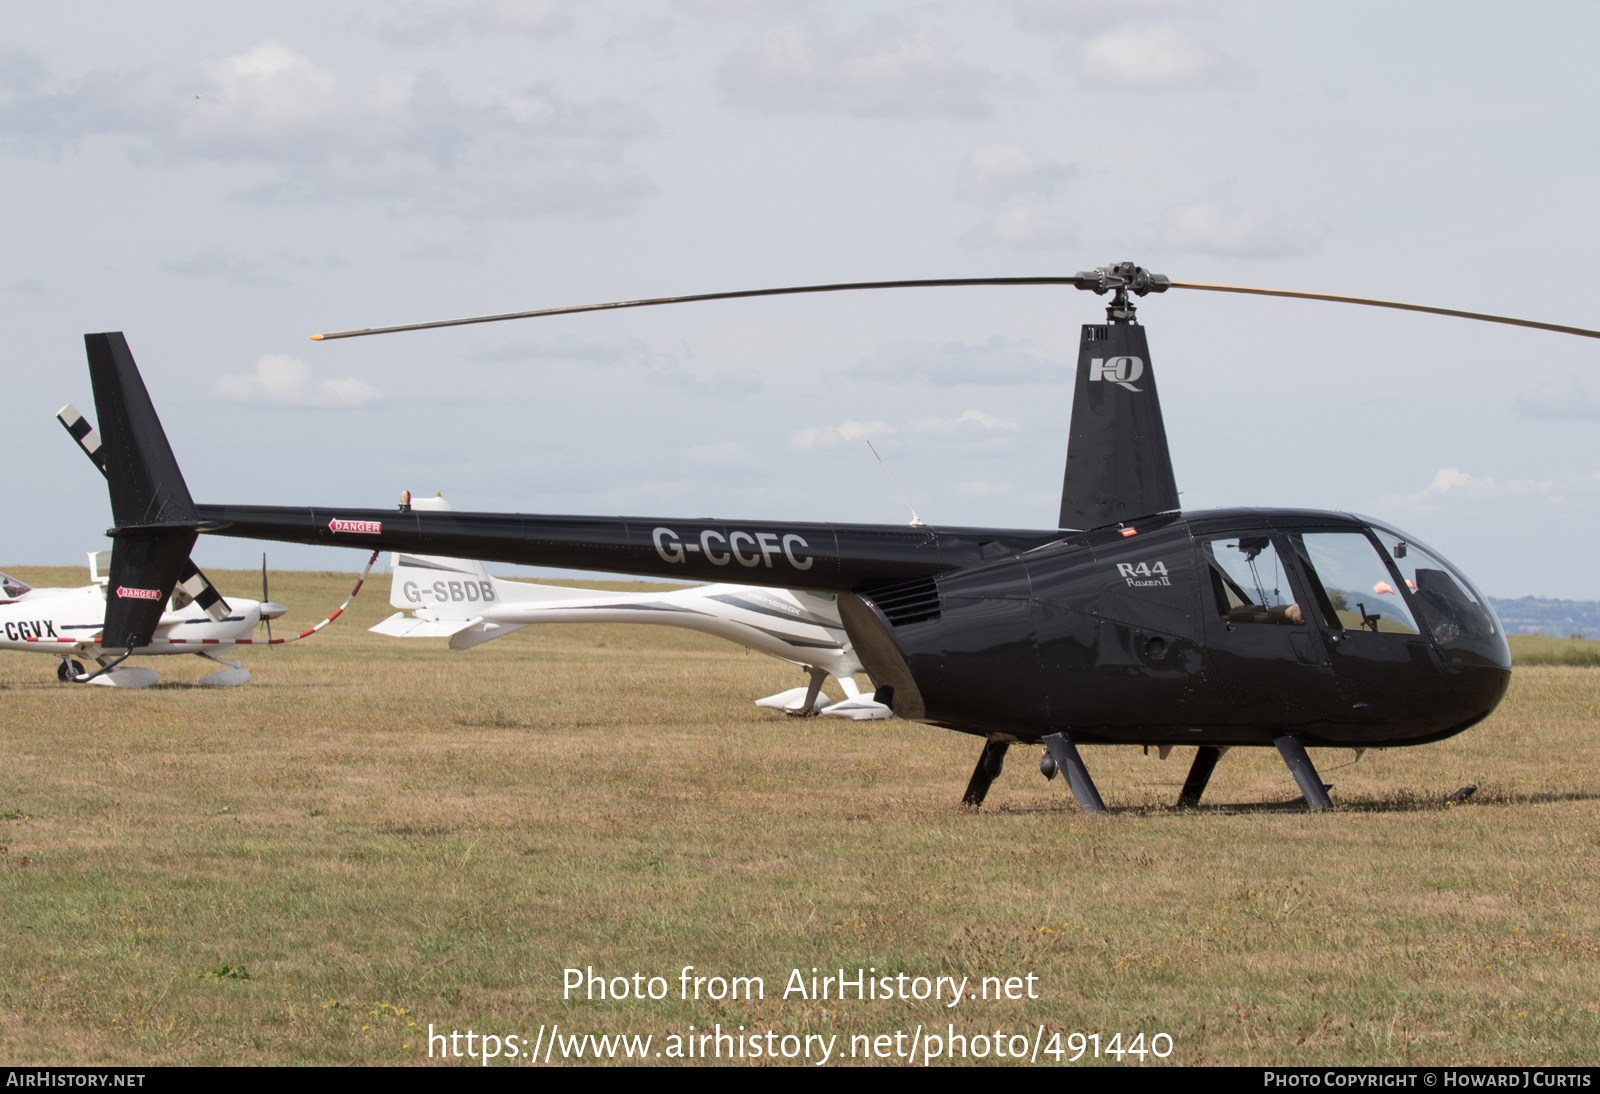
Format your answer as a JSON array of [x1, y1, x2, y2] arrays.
[[84, 333, 197, 528], [83, 332, 203, 648], [1057, 321, 1180, 529]]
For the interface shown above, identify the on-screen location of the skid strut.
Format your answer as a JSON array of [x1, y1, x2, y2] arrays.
[[1042, 731, 1106, 814], [1273, 733, 1333, 811], [1178, 746, 1228, 808], [962, 741, 1010, 806]]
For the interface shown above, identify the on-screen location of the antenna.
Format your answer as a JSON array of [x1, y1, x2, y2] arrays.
[[866, 440, 926, 528]]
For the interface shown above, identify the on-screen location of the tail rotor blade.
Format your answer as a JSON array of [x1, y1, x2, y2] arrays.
[[177, 559, 232, 622], [58, 399, 230, 621]]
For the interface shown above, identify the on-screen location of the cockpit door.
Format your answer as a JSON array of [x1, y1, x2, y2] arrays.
[[1283, 529, 1452, 725], [1197, 531, 1340, 726]]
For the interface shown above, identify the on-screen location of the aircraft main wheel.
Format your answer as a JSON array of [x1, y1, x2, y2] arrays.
[[58, 659, 85, 682]]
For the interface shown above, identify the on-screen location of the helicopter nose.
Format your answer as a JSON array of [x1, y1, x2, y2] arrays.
[[260, 602, 288, 620]]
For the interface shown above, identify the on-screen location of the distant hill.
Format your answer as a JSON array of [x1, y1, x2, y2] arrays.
[[1488, 597, 1600, 638]]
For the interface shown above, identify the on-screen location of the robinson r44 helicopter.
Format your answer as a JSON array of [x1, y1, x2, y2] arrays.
[[69, 264, 1599, 809]]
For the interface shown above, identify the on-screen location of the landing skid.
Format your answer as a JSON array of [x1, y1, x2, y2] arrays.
[[1273, 734, 1334, 811], [961, 741, 1009, 807], [962, 736, 1333, 815], [1177, 746, 1228, 808], [1043, 731, 1107, 814]]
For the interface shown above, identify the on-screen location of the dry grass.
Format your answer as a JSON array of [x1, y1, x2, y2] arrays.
[[0, 565, 1597, 1066]]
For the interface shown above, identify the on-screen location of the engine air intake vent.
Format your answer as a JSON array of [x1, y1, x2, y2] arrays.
[[858, 576, 941, 627]]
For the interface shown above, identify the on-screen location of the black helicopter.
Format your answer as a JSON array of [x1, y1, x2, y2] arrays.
[[77, 263, 1599, 812]]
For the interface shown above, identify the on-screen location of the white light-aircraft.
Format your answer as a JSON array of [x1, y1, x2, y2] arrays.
[[370, 493, 891, 719], [0, 551, 287, 687]]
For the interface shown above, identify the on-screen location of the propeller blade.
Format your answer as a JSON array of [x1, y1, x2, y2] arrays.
[[307, 276, 1097, 340], [262, 553, 272, 644], [1168, 281, 1600, 339]]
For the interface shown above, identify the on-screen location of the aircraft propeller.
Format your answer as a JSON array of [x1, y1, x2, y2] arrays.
[[258, 553, 288, 643]]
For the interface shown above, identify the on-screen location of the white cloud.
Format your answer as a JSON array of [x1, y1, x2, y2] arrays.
[[1411, 467, 1552, 501], [1072, 23, 1239, 91], [0, 40, 654, 220], [214, 355, 381, 407], [378, 1, 574, 43], [467, 335, 761, 396], [788, 419, 896, 451], [674, 0, 796, 15], [1159, 202, 1323, 258], [684, 441, 748, 465], [956, 144, 1077, 250], [1514, 375, 1600, 421], [967, 205, 1076, 250], [847, 335, 1067, 386], [957, 143, 1075, 202], [954, 479, 1014, 499], [162, 244, 287, 287], [0, 43, 45, 94], [909, 409, 1021, 435], [1012, 0, 1205, 33], [718, 17, 1004, 118]]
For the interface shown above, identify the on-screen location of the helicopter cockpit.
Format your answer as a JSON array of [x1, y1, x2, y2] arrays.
[[1367, 525, 1505, 668], [1198, 520, 1508, 671]]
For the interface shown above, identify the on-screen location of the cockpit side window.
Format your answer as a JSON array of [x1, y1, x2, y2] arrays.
[[1288, 532, 1419, 635], [1201, 535, 1304, 625], [0, 573, 31, 599]]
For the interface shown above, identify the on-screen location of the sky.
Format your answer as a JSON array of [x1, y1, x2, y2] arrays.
[[2, 1, 1598, 597]]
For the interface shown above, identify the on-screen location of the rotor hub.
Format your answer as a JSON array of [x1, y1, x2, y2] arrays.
[[1073, 261, 1171, 323]]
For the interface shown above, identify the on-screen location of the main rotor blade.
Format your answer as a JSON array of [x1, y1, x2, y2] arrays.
[[308, 276, 1093, 341], [1169, 281, 1600, 339]]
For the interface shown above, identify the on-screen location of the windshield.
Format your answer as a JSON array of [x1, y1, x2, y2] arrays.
[[1369, 525, 1509, 668], [0, 573, 31, 599]]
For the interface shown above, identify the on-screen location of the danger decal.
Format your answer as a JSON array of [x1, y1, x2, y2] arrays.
[[329, 519, 382, 535]]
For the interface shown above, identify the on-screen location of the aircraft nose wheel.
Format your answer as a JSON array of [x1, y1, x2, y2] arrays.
[[57, 659, 85, 682]]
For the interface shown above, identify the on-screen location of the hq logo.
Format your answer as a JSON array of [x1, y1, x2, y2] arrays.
[[1088, 356, 1145, 392]]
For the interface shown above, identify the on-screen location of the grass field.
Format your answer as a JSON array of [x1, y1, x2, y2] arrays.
[[1, 564, 1597, 1067], [1507, 635, 1600, 667]]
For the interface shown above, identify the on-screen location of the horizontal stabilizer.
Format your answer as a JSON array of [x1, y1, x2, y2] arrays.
[[755, 686, 830, 713], [819, 697, 893, 721], [369, 612, 479, 639]]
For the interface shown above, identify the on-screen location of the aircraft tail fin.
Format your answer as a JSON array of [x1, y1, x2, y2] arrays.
[[83, 332, 204, 648], [1057, 320, 1180, 529]]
